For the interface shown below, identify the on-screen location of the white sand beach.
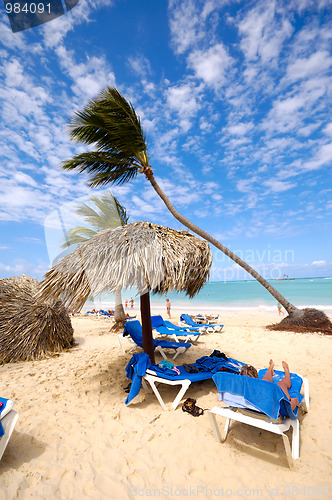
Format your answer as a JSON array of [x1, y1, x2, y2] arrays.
[[1, 309, 331, 499]]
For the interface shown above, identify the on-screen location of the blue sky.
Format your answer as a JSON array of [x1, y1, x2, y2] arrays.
[[0, 0, 331, 282]]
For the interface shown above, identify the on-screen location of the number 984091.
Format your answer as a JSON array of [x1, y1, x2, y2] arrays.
[[5, 3, 51, 14]]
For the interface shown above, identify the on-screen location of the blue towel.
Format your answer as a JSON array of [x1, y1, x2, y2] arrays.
[[124, 353, 245, 405], [0, 397, 8, 437], [195, 356, 244, 373], [125, 353, 151, 405], [213, 371, 304, 420]]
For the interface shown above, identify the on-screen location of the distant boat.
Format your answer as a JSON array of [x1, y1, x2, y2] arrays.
[[276, 274, 295, 281]]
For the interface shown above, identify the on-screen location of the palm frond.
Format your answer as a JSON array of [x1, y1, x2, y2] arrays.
[[62, 151, 139, 187], [62, 227, 97, 248], [63, 87, 148, 187], [61, 192, 129, 249]]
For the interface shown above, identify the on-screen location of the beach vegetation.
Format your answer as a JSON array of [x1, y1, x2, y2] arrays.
[[61, 191, 129, 327], [61, 87, 332, 333]]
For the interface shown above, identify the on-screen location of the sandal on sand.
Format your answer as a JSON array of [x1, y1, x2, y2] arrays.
[[182, 398, 204, 417]]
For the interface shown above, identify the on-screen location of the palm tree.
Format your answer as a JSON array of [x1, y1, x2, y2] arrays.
[[61, 191, 129, 325], [62, 87, 331, 330]]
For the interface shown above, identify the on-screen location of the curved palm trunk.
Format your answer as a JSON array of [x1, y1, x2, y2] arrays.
[[114, 288, 126, 323], [146, 172, 298, 316]]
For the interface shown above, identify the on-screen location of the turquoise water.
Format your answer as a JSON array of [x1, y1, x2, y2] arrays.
[[89, 277, 332, 312]]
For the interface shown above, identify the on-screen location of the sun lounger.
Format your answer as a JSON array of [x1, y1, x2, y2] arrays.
[[125, 352, 244, 411], [118, 320, 191, 360], [151, 315, 202, 342], [179, 314, 223, 332], [0, 397, 19, 461], [208, 369, 309, 467], [196, 314, 221, 325]]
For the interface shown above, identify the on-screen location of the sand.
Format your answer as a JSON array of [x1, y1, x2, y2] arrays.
[[0, 309, 331, 499]]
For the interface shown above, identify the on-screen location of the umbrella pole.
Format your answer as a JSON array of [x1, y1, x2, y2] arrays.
[[140, 292, 155, 364]]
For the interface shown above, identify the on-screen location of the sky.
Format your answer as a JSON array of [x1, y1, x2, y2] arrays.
[[0, 0, 331, 282]]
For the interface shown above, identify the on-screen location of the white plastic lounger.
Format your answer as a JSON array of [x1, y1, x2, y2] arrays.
[[0, 399, 19, 461], [179, 314, 222, 333], [208, 372, 309, 468], [142, 370, 193, 411]]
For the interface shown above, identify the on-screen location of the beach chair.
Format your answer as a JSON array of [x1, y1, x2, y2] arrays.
[[208, 370, 309, 468], [179, 314, 223, 332], [125, 352, 244, 411], [118, 320, 191, 360], [151, 315, 202, 343], [0, 397, 19, 461], [197, 314, 221, 325]]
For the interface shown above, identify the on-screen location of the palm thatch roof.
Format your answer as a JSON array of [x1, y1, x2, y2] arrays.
[[0, 276, 74, 364], [38, 221, 212, 310]]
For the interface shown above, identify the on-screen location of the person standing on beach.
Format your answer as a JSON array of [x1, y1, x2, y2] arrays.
[[166, 297, 171, 319], [130, 297, 134, 309], [125, 299, 128, 309]]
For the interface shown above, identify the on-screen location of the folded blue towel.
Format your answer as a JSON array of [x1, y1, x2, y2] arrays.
[[213, 371, 304, 420]]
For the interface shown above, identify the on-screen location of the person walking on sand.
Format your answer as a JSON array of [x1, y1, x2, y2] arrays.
[[166, 297, 171, 319], [125, 299, 128, 309], [130, 297, 134, 309], [277, 302, 285, 315]]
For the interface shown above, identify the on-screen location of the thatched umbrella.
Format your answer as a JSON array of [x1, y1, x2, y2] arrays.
[[38, 221, 212, 362], [0, 276, 74, 364]]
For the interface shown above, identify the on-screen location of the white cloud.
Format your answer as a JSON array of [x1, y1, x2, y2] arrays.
[[299, 142, 332, 172], [263, 178, 297, 193], [188, 43, 233, 88], [166, 83, 201, 131], [226, 122, 253, 136], [0, 258, 49, 279], [312, 260, 326, 266], [55, 46, 116, 100], [237, 0, 293, 63], [323, 123, 332, 137], [168, 0, 205, 54], [286, 50, 332, 82]]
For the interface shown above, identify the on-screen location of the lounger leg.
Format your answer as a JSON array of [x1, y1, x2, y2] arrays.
[[223, 417, 231, 440], [117, 334, 125, 354], [156, 346, 168, 360], [170, 380, 191, 411], [147, 380, 168, 411], [207, 412, 223, 443], [172, 347, 186, 360], [291, 419, 300, 460], [302, 377, 310, 412], [281, 433, 293, 468]]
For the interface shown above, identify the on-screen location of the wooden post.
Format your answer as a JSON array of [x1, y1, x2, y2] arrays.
[[140, 292, 155, 364]]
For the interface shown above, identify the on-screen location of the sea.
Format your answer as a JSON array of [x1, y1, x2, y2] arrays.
[[87, 277, 332, 313]]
